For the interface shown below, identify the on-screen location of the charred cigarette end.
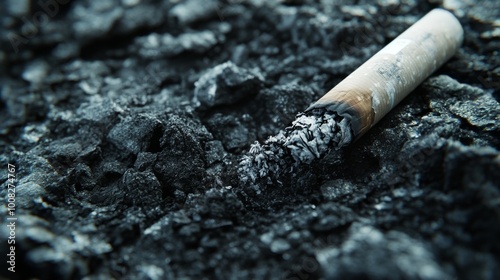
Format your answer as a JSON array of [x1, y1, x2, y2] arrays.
[[285, 110, 352, 164], [238, 9, 464, 188], [238, 109, 352, 187], [305, 89, 374, 138]]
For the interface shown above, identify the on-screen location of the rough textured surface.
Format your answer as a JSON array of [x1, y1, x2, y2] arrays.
[[0, 0, 499, 279]]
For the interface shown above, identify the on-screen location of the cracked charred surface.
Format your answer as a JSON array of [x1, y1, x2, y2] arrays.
[[0, 0, 499, 279]]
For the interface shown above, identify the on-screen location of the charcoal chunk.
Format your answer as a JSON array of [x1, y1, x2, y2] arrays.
[[122, 170, 162, 206], [194, 62, 262, 109], [107, 114, 162, 154], [154, 114, 211, 193]]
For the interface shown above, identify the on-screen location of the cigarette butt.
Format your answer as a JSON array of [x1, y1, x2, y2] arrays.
[[307, 8, 464, 138], [239, 9, 464, 186]]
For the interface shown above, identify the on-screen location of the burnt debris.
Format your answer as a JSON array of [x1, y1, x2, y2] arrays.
[[0, 1, 499, 279]]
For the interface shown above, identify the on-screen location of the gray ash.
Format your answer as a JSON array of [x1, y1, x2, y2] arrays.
[[286, 110, 353, 163], [238, 109, 353, 188]]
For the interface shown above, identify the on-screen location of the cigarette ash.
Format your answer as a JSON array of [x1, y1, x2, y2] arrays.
[[238, 109, 353, 189], [287, 110, 353, 164]]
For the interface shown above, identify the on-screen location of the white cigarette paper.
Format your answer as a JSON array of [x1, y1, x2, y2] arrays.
[[307, 8, 464, 137]]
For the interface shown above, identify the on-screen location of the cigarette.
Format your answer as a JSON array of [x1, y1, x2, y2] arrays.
[[239, 9, 463, 186], [307, 8, 463, 138]]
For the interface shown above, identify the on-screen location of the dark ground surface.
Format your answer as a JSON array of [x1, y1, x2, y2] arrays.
[[0, 0, 499, 279]]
